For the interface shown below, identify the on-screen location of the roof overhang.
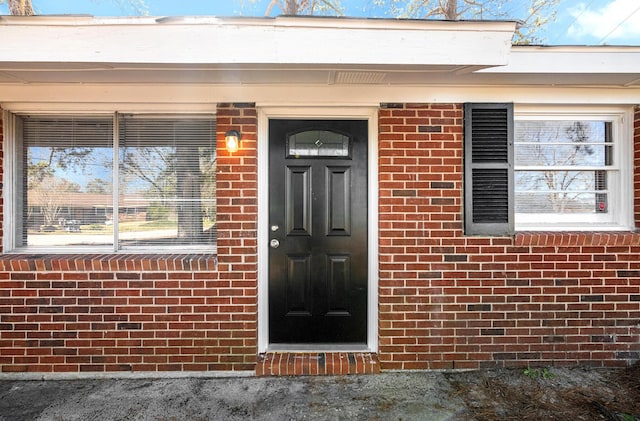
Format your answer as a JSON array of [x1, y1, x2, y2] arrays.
[[0, 15, 639, 110], [476, 46, 640, 87], [0, 15, 516, 84]]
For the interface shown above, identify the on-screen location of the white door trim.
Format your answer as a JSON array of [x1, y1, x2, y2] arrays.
[[257, 106, 379, 353]]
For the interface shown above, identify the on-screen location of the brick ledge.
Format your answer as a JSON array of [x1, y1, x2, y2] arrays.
[[0, 253, 217, 271], [256, 352, 380, 376]]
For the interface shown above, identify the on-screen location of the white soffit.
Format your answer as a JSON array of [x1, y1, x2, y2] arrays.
[[0, 15, 516, 68]]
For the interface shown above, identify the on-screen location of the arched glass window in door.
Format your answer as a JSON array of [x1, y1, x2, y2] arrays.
[[287, 129, 351, 158]]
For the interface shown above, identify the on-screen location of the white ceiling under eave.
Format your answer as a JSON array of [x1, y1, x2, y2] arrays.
[[0, 62, 638, 86]]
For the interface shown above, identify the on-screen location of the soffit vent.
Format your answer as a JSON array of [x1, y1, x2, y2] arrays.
[[334, 71, 387, 84]]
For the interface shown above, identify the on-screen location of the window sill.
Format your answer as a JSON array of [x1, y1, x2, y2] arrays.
[[514, 230, 640, 247], [515, 224, 634, 232], [0, 253, 217, 271], [4, 245, 217, 255]]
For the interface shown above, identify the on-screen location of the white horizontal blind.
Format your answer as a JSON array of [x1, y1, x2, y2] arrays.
[[21, 116, 114, 248], [118, 116, 216, 249], [23, 116, 113, 147]]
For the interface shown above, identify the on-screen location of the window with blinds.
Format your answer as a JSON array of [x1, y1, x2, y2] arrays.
[[118, 116, 216, 249], [20, 116, 114, 248], [514, 117, 620, 228], [13, 114, 216, 252]]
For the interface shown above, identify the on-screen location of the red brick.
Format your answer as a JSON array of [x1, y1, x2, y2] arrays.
[[377, 103, 640, 371], [1, 103, 639, 374]]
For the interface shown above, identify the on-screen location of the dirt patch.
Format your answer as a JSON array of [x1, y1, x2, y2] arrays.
[[446, 363, 640, 421], [0, 364, 638, 420]]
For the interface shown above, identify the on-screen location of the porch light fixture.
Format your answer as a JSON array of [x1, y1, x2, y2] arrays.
[[225, 130, 241, 153]]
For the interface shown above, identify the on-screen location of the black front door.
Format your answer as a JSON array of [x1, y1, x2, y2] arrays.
[[268, 119, 368, 344]]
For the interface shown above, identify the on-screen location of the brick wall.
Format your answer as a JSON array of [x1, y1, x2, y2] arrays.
[[214, 103, 259, 369], [0, 104, 258, 373], [378, 103, 640, 370], [1, 103, 639, 374]]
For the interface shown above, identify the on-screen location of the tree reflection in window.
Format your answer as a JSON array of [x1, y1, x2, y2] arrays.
[[515, 120, 612, 215], [118, 117, 216, 247]]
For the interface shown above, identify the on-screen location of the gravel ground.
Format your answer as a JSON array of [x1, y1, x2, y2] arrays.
[[0, 364, 638, 421]]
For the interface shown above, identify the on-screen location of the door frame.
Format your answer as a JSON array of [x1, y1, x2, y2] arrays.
[[257, 107, 379, 353]]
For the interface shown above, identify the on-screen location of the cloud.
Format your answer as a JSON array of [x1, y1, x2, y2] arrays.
[[567, 0, 640, 43]]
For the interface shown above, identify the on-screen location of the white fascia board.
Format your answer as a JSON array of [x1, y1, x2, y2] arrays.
[[479, 46, 640, 74], [0, 16, 516, 67]]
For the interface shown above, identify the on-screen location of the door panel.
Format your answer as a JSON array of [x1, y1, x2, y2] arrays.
[[285, 254, 312, 316], [269, 119, 368, 344], [286, 166, 312, 236], [326, 254, 351, 315], [326, 167, 351, 236]]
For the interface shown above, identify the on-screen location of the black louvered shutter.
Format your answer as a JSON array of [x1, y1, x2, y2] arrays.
[[464, 103, 514, 235]]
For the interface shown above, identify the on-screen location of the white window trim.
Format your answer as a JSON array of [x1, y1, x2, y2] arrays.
[[3, 110, 218, 254], [514, 105, 634, 232], [3, 110, 18, 252]]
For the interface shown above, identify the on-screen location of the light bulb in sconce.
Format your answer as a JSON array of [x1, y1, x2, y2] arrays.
[[225, 130, 241, 153]]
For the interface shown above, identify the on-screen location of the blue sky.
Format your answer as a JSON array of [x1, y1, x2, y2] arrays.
[[1, 0, 639, 45]]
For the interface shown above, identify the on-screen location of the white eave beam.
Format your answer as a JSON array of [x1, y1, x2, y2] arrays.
[[480, 46, 640, 74]]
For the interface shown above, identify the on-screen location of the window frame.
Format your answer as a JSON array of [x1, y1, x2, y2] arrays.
[[3, 111, 218, 254], [513, 106, 634, 232]]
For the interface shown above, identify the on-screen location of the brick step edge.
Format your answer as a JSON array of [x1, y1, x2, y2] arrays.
[[255, 352, 380, 376]]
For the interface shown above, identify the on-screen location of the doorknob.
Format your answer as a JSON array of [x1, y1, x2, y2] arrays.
[[270, 239, 280, 249]]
